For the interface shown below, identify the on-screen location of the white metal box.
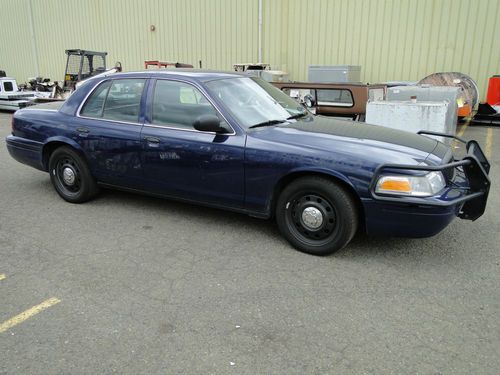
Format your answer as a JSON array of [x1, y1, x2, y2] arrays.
[[261, 70, 289, 83], [387, 85, 460, 135], [366, 100, 452, 143]]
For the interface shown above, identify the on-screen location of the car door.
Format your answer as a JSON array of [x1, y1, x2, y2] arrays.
[[74, 78, 147, 188], [140, 79, 245, 208]]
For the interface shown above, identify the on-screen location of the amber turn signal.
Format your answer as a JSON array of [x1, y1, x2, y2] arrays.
[[378, 178, 412, 193]]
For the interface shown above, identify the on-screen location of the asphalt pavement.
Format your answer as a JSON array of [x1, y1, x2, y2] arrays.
[[0, 111, 499, 374]]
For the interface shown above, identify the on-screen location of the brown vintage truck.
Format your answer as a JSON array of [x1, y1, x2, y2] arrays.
[[272, 82, 387, 121]]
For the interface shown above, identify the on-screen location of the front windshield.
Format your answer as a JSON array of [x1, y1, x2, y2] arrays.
[[205, 77, 307, 128]]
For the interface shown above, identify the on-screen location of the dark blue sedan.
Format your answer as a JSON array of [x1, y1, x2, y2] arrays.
[[6, 70, 491, 255]]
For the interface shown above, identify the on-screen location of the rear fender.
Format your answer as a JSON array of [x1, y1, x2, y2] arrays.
[[42, 136, 86, 171]]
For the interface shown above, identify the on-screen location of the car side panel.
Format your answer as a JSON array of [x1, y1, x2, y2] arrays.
[[140, 126, 246, 207]]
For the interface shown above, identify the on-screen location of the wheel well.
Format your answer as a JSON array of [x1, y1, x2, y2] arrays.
[[41, 141, 71, 171], [271, 171, 365, 229]]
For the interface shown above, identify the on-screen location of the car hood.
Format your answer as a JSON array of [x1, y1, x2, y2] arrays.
[[249, 115, 449, 166]]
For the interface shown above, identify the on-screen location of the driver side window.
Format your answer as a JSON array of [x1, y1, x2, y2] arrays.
[[152, 80, 219, 129]]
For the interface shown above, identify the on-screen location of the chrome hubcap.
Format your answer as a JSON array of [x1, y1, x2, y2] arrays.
[[62, 167, 76, 186], [301, 207, 323, 229]]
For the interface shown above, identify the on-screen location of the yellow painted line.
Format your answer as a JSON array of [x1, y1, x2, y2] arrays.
[[0, 297, 61, 334], [0, 274, 5, 281], [485, 127, 493, 159], [457, 118, 471, 138]]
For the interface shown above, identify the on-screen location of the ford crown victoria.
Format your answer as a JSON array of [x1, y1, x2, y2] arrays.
[[6, 71, 491, 255]]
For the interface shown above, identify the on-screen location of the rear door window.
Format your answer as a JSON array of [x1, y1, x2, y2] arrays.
[[80, 79, 145, 123], [103, 79, 145, 122], [80, 80, 111, 118]]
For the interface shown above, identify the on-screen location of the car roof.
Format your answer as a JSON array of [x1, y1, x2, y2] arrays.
[[273, 81, 369, 88], [109, 69, 245, 82]]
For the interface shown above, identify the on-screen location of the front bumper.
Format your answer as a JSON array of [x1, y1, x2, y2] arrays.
[[369, 131, 491, 222], [362, 200, 459, 237]]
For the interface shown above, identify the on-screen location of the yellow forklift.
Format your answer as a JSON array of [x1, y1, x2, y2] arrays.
[[62, 49, 109, 91]]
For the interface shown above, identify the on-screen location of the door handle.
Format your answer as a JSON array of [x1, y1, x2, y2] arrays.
[[144, 136, 160, 146], [76, 127, 90, 133]]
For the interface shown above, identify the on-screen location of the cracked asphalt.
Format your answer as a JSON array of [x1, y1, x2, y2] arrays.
[[0, 111, 499, 374]]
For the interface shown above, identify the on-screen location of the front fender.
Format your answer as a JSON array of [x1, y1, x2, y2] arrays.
[[280, 166, 357, 191], [253, 167, 361, 218]]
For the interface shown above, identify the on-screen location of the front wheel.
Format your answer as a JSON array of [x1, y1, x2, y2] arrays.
[[276, 177, 358, 256], [48, 146, 99, 203]]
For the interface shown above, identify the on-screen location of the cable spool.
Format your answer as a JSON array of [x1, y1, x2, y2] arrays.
[[418, 72, 479, 117]]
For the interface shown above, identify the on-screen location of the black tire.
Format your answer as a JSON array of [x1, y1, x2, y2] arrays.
[[48, 146, 99, 203], [276, 176, 358, 256]]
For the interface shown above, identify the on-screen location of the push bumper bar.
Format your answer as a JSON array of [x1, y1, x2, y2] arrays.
[[370, 131, 490, 221]]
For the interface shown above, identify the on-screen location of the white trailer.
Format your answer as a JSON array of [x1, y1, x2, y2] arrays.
[[0, 77, 35, 111]]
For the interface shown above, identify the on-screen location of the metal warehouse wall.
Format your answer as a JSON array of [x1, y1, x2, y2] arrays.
[[1, 0, 499, 100]]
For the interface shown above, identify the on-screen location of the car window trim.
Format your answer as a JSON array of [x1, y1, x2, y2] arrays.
[[146, 78, 236, 136], [76, 78, 146, 126]]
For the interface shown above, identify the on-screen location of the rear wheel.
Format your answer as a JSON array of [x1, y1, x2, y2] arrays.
[[276, 176, 358, 256], [48, 146, 98, 203]]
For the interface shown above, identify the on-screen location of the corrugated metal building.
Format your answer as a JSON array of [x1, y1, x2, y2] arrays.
[[1, 0, 499, 100]]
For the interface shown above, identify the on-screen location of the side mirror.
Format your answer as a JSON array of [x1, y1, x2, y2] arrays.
[[303, 94, 316, 108], [193, 114, 229, 133]]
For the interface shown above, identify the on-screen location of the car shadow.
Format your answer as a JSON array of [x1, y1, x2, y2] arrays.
[[35, 180, 462, 262], [97, 188, 446, 260], [97, 187, 277, 234]]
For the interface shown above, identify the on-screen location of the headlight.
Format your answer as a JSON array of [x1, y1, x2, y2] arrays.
[[375, 171, 446, 197]]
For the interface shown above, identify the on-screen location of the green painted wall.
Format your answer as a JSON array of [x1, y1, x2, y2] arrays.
[[1, 0, 499, 100]]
